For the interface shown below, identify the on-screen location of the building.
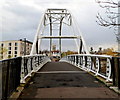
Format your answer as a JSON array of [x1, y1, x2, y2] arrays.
[[0, 39, 33, 60]]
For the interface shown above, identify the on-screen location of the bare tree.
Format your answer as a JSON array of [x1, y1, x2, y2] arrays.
[[96, 0, 120, 53], [96, 0, 120, 27]]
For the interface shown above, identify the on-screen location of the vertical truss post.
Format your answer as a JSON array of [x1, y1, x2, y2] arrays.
[[59, 17, 64, 57], [79, 38, 83, 54], [36, 40, 38, 54], [49, 16, 52, 55]]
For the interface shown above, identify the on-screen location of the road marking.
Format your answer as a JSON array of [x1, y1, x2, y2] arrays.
[[36, 71, 86, 74]]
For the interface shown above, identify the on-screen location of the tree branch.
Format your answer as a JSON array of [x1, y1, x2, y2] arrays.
[[96, 0, 120, 27]]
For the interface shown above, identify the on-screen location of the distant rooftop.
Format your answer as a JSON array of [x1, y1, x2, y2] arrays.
[[0, 39, 33, 44]]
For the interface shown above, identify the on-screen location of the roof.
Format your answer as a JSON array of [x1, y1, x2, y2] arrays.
[[0, 39, 33, 44]]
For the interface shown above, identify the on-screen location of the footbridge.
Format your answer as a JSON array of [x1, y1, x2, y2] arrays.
[[0, 9, 120, 100]]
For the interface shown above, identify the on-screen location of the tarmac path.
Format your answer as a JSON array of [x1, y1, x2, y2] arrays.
[[18, 62, 119, 99]]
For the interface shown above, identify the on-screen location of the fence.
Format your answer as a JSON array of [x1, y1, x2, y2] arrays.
[[0, 57, 22, 100], [20, 54, 50, 83], [112, 57, 120, 89], [1, 54, 50, 99], [66, 54, 120, 89]]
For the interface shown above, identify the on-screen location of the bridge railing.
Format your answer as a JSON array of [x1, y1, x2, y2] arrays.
[[0, 57, 22, 100], [0, 54, 50, 99], [66, 54, 114, 81], [66, 54, 120, 89], [20, 54, 50, 83]]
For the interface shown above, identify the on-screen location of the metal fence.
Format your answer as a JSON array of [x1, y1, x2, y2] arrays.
[[1, 57, 22, 100], [1, 54, 50, 99], [20, 54, 50, 83], [66, 54, 120, 89]]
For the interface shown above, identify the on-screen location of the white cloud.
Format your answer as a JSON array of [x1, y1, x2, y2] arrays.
[[0, 0, 118, 51]]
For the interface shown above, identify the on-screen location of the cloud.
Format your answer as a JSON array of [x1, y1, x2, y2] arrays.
[[1, 0, 118, 51]]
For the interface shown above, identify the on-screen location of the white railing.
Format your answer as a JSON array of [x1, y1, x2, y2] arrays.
[[65, 54, 112, 82], [20, 54, 50, 83]]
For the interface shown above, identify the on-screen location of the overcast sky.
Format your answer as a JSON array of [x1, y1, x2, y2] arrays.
[[0, 0, 118, 51]]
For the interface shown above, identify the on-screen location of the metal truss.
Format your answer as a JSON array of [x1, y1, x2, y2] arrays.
[[30, 9, 89, 56]]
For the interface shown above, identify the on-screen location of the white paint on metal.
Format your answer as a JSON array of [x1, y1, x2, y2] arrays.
[[66, 54, 112, 82], [30, 9, 89, 55], [95, 57, 100, 76], [106, 58, 112, 81], [20, 55, 50, 83]]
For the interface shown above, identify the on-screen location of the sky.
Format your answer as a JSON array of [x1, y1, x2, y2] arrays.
[[0, 0, 118, 52]]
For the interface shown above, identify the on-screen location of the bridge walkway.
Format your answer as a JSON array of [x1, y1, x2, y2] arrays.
[[18, 62, 119, 99]]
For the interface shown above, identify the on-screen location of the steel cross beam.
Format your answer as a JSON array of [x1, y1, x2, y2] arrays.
[[38, 36, 81, 39]]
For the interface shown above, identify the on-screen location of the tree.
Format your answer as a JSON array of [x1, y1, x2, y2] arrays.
[[96, 0, 120, 53], [96, 0, 120, 27]]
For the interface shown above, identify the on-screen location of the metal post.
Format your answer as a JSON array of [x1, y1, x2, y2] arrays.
[[49, 16, 52, 56], [59, 17, 64, 57], [76, 56, 78, 65], [111, 57, 115, 85], [36, 40, 38, 54], [79, 39, 83, 54], [24, 38, 26, 56]]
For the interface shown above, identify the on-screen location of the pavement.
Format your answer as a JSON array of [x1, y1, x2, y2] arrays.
[[18, 62, 119, 99]]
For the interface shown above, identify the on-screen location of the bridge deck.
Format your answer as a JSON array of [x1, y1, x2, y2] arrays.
[[18, 62, 119, 99]]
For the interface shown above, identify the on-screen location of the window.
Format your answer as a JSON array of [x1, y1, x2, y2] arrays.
[[1, 56, 3, 59], [15, 51, 17, 54], [9, 43, 11, 46], [1, 43, 3, 47], [15, 42, 17, 46], [15, 47, 17, 50], [8, 51, 11, 54], [8, 47, 11, 50], [8, 55, 11, 58]]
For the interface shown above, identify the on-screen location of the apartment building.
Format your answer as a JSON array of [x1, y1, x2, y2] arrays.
[[0, 39, 33, 60]]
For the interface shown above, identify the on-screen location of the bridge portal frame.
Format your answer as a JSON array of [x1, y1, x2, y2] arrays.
[[30, 9, 89, 56]]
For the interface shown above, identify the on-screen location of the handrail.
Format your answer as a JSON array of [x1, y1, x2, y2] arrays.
[[1, 55, 50, 99], [66, 54, 112, 81], [20, 55, 50, 83]]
